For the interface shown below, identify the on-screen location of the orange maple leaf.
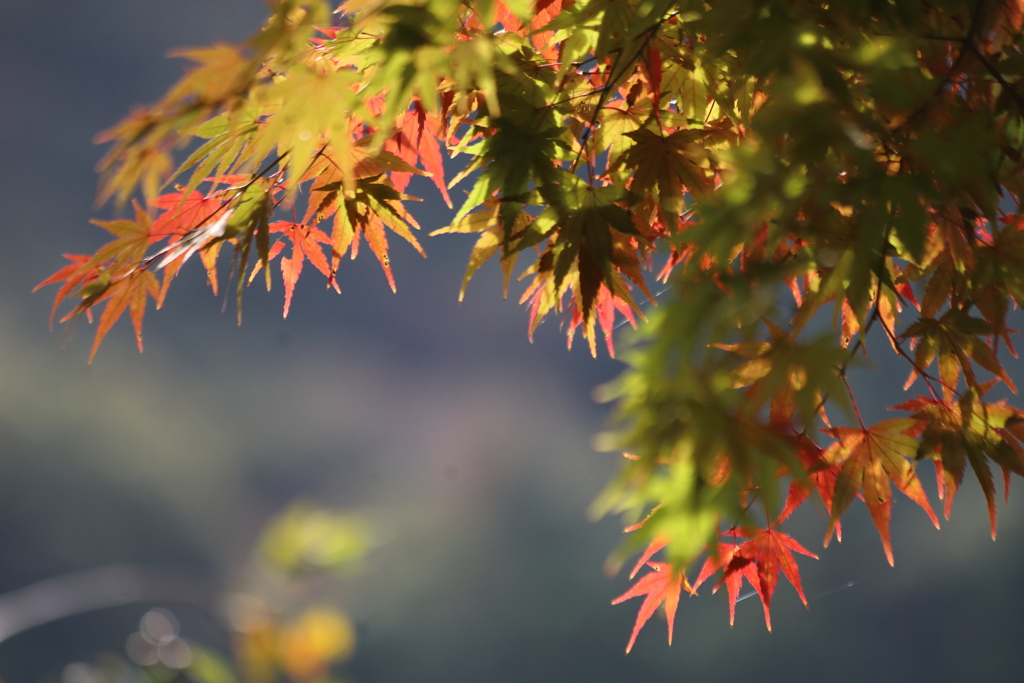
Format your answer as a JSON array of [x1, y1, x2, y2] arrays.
[[823, 418, 940, 565], [267, 221, 334, 317], [385, 102, 452, 207], [893, 392, 1024, 539]]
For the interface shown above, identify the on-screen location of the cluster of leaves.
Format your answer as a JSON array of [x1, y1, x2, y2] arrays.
[[39, 0, 1024, 651]]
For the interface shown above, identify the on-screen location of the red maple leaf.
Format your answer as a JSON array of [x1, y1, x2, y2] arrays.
[[34, 254, 95, 327], [627, 535, 668, 579], [149, 189, 229, 242], [692, 526, 818, 632], [612, 562, 692, 653], [778, 435, 845, 545], [148, 188, 235, 302]]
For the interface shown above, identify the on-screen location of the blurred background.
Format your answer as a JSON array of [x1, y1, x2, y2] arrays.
[[1, 1, 1024, 681]]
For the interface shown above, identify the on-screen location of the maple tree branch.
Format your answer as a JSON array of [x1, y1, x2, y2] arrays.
[[879, 321, 947, 403], [568, 14, 672, 173], [840, 373, 867, 430], [136, 151, 289, 273], [797, 226, 896, 443], [963, 42, 1024, 113], [903, 3, 1024, 115], [902, 0, 987, 130]]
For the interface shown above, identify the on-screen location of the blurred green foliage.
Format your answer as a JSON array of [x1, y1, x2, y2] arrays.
[[55, 503, 369, 683]]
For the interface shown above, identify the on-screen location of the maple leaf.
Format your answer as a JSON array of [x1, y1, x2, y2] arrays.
[[969, 216, 1024, 355], [429, 197, 531, 301], [612, 562, 692, 653], [34, 254, 96, 327], [146, 186, 242, 301], [893, 388, 1024, 539], [564, 283, 637, 358], [901, 308, 1017, 400], [615, 126, 714, 231], [267, 221, 334, 317], [307, 173, 425, 292], [692, 542, 749, 627], [36, 203, 164, 362], [86, 270, 160, 363], [627, 535, 669, 579], [714, 323, 848, 431], [778, 436, 844, 545], [692, 526, 818, 632], [385, 102, 452, 207], [595, 98, 652, 170], [515, 173, 648, 341], [823, 419, 940, 565], [85, 202, 156, 274]]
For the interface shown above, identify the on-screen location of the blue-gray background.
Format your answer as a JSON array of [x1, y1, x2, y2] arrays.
[[1, 2, 1022, 680]]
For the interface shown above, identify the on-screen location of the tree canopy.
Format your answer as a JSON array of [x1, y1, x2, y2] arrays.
[[38, 0, 1024, 651]]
